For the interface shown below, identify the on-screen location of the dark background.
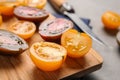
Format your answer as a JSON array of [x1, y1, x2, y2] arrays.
[[46, 0, 120, 80]]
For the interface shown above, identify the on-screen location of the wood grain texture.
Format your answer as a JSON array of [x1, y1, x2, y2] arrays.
[[0, 15, 103, 80]]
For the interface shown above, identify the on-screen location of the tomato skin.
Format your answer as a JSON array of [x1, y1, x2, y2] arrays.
[[0, 15, 2, 25], [102, 11, 120, 29], [30, 53, 64, 71], [0, 6, 14, 16], [8, 21, 36, 40], [61, 29, 92, 58], [29, 42, 67, 71]]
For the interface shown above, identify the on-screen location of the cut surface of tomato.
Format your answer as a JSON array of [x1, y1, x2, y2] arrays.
[[8, 21, 36, 40], [29, 42, 67, 71], [0, 29, 29, 55], [39, 18, 73, 42], [14, 6, 49, 22], [18, 0, 46, 9], [61, 29, 92, 58], [27, 0, 46, 9]]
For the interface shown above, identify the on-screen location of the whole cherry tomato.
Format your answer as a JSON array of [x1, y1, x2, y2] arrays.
[[102, 11, 120, 29]]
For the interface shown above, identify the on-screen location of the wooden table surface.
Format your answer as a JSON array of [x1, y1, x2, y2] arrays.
[[45, 0, 120, 80]]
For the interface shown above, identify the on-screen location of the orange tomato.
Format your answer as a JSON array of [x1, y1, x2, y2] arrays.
[[29, 42, 67, 71], [61, 29, 92, 58], [0, 14, 2, 25], [102, 11, 120, 29], [8, 21, 36, 40], [0, 2, 20, 16], [18, 0, 47, 9]]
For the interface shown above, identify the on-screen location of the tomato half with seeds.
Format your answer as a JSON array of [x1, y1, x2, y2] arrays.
[[61, 29, 92, 58], [8, 21, 36, 40], [0, 29, 28, 55], [102, 11, 120, 29], [14, 6, 49, 22], [18, 0, 47, 9], [29, 42, 67, 71], [39, 18, 73, 42]]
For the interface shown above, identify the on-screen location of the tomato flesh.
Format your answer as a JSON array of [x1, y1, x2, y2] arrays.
[[0, 29, 29, 55], [8, 21, 36, 40], [30, 42, 67, 71], [61, 29, 92, 58], [18, 0, 46, 9], [14, 6, 49, 22], [39, 18, 73, 42]]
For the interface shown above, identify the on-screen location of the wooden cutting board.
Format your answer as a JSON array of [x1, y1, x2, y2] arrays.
[[0, 15, 103, 80]]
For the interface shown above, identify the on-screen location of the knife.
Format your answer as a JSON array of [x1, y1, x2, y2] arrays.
[[48, 0, 109, 47]]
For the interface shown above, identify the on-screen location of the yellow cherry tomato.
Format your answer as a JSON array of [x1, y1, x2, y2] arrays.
[[0, 1, 20, 16], [61, 29, 92, 58], [18, 0, 47, 9], [29, 42, 67, 71], [8, 21, 36, 40], [102, 11, 120, 29]]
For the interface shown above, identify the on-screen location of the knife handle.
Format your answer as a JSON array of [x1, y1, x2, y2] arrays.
[[49, 0, 66, 11]]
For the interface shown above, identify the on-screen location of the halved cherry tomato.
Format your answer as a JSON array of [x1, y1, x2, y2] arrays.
[[0, 2, 20, 16], [0, 14, 2, 25], [13, 6, 49, 22], [18, 0, 47, 9], [61, 29, 92, 58], [102, 11, 120, 29], [8, 21, 36, 40], [0, 29, 29, 55], [39, 18, 73, 42], [29, 42, 67, 71]]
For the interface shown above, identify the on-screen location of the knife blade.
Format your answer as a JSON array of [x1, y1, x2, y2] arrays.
[[48, 0, 109, 47]]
